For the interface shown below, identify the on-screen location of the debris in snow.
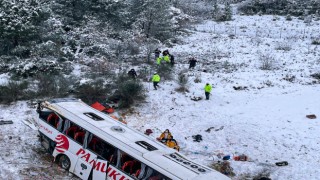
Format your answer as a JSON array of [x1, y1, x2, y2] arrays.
[[215, 126, 224, 131], [29, 171, 39, 176], [191, 96, 202, 101], [205, 127, 215, 133], [306, 114, 316, 119], [233, 154, 248, 161], [0, 120, 13, 125], [22, 119, 38, 130], [275, 161, 288, 166], [192, 134, 202, 142], [233, 86, 248, 91], [210, 161, 235, 177]]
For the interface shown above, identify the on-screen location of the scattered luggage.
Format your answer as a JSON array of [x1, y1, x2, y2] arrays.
[[192, 134, 202, 142]]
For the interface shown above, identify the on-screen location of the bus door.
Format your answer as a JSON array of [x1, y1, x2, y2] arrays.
[[92, 158, 108, 180], [73, 132, 97, 180], [73, 154, 93, 180]]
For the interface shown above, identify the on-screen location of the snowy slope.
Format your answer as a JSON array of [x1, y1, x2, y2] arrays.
[[0, 15, 320, 179], [126, 15, 320, 179]]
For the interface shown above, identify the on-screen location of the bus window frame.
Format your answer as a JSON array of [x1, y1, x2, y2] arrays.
[[86, 133, 118, 166], [40, 111, 65, 132], [63, 121, 88, 146]]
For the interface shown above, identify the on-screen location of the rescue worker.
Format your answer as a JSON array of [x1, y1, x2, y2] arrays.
[[188, 57, 197, 69], [157, 129, 172, 143], [204, 83, 212, 100], [154, 48, 161, 59], [162, 49, 169, 56], [163, 54, 170, 63], [128, 69, 137, 79], [166, 136, 180, 151], [156, 56, 162, 65], [169, 54, 175, 67], [152, 72, 160, 90]]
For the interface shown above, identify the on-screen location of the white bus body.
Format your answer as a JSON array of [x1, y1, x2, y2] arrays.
[[35, 98, 230, 180]]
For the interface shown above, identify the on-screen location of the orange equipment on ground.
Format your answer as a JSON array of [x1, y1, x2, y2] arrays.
[[91, 101, 115, 114], [91, 101, 127, 124]]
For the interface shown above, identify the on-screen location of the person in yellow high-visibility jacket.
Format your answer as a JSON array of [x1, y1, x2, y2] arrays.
[[152, 73, 160, 90], [156, 57, 162, 65], [163, 54, 170, 63], [204, 83, 212, 100]]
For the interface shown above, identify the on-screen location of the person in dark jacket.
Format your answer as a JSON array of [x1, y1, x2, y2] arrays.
[[128, 69, 137, 79], [154, 48, 161, 59], [189, 57, 197, 69], [169, 54, 175, 67]]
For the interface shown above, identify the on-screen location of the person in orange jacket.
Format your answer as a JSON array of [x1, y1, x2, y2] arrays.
[[166, 136, 180, 151], [157, 129, 172, 143]]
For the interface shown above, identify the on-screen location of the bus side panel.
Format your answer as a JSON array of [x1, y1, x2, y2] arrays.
[[53, 150, 78, 173], [107, 165, 133, 180], [74, 156, 93, 180], [38, 120, 60, 143], [92, 159, 108, 180]]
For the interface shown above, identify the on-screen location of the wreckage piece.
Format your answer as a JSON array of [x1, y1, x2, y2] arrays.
[[0, 120, 13, 125]]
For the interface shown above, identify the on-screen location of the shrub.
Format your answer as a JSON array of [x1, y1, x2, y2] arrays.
[[35, 73, 76, 98], [0, 81, 29, 104], [156, 63, 173, 80], [275, 42, 292, 51], [74, 79, 111, 105], [311, 38, 320, 45], [114, 74, 145, 108], [311, 73, 320, 80], [175, 72, 189, 93], [259, 53, 276, 70], [194, 74, 202, 83], [286, 14, 293, 21]]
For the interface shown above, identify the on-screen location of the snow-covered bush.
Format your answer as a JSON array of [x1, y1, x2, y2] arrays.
[[238, 0, 320, 17], [74, 79, 112, 104], [0, 80, 29, 104], [311, 38, 320, 45], [275, 42, 292, 51], [259, 53, 276, 70], [156, 64, 174, 80], [35, 73, 75, 98], [10, 58, 69, 78], [175, 72, 189, 93], [175, 0, 213, 20], [116, 77, 146, 108]]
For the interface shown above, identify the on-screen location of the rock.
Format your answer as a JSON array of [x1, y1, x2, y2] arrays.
[[306, 114, 317, 119]]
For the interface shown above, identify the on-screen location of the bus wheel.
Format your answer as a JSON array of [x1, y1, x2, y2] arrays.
[[59, 155, 71, 170]]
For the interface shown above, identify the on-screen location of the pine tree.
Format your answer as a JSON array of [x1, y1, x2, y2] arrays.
[[225, 2, 232, 21], [0, 0, 49, 57], [212, 0, 220, 20], [131, 0, 174, 41]]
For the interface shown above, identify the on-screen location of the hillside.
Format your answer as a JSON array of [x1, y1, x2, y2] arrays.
[[1, 14, 320, 179]]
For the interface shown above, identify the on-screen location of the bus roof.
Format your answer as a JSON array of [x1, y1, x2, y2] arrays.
[[42, 98, 230, 180]]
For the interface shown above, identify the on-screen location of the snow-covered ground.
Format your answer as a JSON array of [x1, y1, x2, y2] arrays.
[[1, 15, 320, 179]]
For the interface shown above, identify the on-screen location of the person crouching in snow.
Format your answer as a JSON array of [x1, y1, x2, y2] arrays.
[[157, 129, 172, 143], [166, 136, 180, 151]]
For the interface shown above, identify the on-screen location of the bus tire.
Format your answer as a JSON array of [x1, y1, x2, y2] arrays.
[[58, 155, 71, 170]]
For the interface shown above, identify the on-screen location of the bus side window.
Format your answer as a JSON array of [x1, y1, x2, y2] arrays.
[[119, 152, 142, 178], [87, 135, 118, 166], [46, 113, 65, 132], [47, 113, 59, 127]]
